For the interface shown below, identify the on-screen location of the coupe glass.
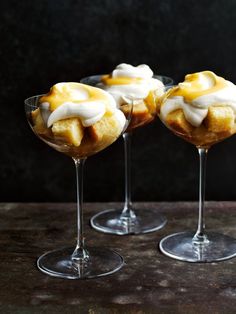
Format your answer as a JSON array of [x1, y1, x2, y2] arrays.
[[81, 75, 173, 235], [158, 86, 236, 262], [25, 94, 132, 279]]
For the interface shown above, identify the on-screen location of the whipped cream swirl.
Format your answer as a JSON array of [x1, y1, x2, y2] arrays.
[[39, 83, 125, 128], [161, 71, 236, 127], [97, 63, 164, 106]]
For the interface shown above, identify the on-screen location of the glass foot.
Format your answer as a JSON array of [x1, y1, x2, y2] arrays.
[[159, 231, 236, 262], [91, 208, 167, 235], [37, 246, 124, 279]]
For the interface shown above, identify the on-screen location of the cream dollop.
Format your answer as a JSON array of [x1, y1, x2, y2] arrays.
[[112, 63, 154, 79], [39, 82, 126, 129], [97, 63, 164, 106], [161, 71, 236, 127], [46, 101, 106, 127]]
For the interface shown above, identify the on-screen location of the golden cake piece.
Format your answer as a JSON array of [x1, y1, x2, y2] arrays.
[[131, 103, 153, 129], [204, 106, 235, 133], [122, 102, 153, 130], [31, 108, 50, 136], [88, 113, 122, 143], [166, 109, 194, 134], [52, 118, 84, 147]]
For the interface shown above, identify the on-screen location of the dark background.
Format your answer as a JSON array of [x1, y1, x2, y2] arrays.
[[2, 0, 236, 202]]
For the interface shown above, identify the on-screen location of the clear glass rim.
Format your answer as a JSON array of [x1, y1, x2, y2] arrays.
[[164, 84, 177, 91], [80, 74, 174, 86], [24, 94, 44, 106]]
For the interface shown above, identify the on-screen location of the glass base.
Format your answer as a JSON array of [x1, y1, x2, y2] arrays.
[[91, 208, 167, 235], [37, 246, 124, 279], [159, 231, 236, 263]]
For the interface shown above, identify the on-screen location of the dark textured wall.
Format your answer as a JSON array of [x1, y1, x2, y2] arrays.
[[2, 0, 236, 202]]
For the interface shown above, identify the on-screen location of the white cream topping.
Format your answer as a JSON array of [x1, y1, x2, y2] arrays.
[[161, 80, 236, 127], [40, 82, 126, 129], [112, 63, 154, 79], [160, 96, 208, 127], [113, 109, 127, 130], [46, 101, 106, 127], [98, 63, 164, 106]]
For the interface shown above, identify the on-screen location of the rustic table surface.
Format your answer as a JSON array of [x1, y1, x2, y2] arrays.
[[1, 202, 236, 313]]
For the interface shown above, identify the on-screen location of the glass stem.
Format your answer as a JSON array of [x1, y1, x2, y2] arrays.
[[121, 132, 136, 219], [193, 147, 209, 245], [72, 158, 89, 264]]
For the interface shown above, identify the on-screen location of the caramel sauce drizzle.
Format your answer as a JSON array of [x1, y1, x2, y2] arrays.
[[171, 71, 227, 103], [101, 74, 143, 86], [40, 83, 110, 111]]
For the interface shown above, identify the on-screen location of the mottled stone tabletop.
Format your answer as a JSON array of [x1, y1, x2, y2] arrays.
[[1, 202, 236, 313]]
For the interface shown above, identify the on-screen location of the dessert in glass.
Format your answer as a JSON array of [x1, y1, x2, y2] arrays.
[[81, 63, 173, 235], [25, 82, 132, 278], [158, 71, 236, 262]]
